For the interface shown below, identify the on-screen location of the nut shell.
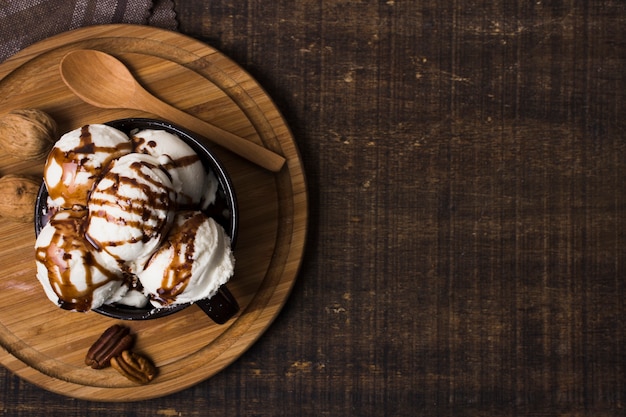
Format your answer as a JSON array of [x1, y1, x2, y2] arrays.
[[0, 109, 57, 160], [0, 175, 41, 223]]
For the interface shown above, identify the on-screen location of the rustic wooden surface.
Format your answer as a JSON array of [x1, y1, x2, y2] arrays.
[[2, 0, 626, 415]]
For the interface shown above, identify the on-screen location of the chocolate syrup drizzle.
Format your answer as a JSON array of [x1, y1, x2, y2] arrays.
[[131, 135, 201, 171], [147, 212, 206, 305], [85, 157, 175, 256], [37, 124, 232, 314], [44, 125, 132, 208], [34, 210, 119, 312]]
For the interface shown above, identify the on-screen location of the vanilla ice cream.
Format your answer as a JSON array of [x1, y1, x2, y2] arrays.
[[34, 209, 127, 312], [139, 211, 235, 307], [36, 122, 236, 316], [85, 153, 177, 273], [44, 124, 132, 209], [131, 129, 218, 208]]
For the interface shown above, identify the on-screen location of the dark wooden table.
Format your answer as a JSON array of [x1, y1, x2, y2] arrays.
[[2, 1, 626, 415]]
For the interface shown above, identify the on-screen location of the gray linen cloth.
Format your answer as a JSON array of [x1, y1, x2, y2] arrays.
[[0, 0, 178, 62]]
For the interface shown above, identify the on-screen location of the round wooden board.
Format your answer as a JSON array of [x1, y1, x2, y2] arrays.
[[0, 24, 307, 401]]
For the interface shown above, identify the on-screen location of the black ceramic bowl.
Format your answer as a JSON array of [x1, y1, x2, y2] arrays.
[[34, 118, 239, 321]]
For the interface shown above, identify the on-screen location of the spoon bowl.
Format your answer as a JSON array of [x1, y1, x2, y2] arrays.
[[60, 49, 285, 172], [60, 49, 137, 107]]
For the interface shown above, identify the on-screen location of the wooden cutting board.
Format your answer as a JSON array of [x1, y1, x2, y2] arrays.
[[0, 24, 307, 401]]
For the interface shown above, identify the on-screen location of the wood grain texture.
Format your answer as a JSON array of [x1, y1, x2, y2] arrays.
[[0, 25, 306, 401], [177, 1, 626, 416], [1, 0, 626, 416]]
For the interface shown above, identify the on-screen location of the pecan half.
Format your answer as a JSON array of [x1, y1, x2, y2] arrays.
[[85, 324, 135, 369], [110, 350, 157, 384]]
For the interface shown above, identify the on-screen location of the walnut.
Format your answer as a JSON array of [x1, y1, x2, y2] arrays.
[[110, 350, 158, 384], [0, 108, 57, 160], [0, 174, 41, 223]]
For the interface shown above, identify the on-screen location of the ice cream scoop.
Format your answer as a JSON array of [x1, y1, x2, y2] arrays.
[[34, 209, 127, 312], [85, 153, 177, 273], [44, 124, 131, 208], [131, 128, 218, 208], [139, 211, 235, 307], [34, 118, 239, 321]]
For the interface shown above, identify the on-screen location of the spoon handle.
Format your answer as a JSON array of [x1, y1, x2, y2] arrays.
[[132, 90, 286, 172]]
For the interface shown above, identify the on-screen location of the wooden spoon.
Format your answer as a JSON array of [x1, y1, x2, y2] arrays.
[[59, 49, 285, 172]]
